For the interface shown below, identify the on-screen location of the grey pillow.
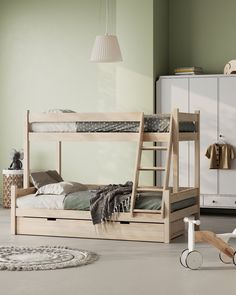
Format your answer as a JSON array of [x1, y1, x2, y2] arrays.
[[46, 170, 63, 182], [35, 181, 88, 196], [31, 170, 63, 189]]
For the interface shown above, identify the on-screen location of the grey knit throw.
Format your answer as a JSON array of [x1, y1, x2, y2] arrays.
[[90, 181, 132, 225]]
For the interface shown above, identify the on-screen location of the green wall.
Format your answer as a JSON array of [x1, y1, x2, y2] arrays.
[[0, 0, 106, 198], [116, 0, 154, 113], [169, 0, 236, 74], [154, 0, 169, 78], [1, 0, 234, 203], [0, 0, 165, 202], [153, 0, 169, 114]]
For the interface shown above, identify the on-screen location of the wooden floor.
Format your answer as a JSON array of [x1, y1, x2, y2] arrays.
[[0, 209, 236, 295]]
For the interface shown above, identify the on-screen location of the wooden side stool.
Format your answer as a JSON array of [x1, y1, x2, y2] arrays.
[[2, 170, 23, 208]]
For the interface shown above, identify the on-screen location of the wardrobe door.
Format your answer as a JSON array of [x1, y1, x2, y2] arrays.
[[219, 77, 236, 195], [189, 77, 218, 194], [159, 77, 189, 187]]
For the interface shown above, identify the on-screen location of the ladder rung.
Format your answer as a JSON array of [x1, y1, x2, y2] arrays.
[[137, 186, 163, 192], [141, 146, 167, 151], [139, 166, 165, 171], [133, 209, 162, 214]]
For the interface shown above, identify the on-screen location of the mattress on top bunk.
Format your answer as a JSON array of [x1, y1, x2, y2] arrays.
[[16, 190, 196, 213], [30, 114, 196, 133], [30, 122, 77, 133]]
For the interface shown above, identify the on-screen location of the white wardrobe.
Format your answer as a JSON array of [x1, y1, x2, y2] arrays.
[[157, 74, 236, 209]]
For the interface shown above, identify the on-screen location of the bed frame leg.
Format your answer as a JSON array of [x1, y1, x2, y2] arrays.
[[11, 185, 17, 235], [57, 141, 62, 175], [164, 222, 170, 243], [24, 110, 30, 188], [194, 110, 201, 229], [163, 190, 170, 243]]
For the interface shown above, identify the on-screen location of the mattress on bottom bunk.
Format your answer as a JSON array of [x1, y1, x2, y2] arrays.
[[16, 190, 196, 213], [30, 114, 195, 133], [16, 194, 65, 209]]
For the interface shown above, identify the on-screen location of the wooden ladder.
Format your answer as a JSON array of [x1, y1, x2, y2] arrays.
[[130, 114, 173, 217]]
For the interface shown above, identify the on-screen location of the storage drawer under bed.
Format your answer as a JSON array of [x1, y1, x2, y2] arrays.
[[16, 216, 185, 242], [16, 216, 176, 242]]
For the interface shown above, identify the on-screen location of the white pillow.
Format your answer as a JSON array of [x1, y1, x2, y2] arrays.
[[36, 181, 87, 196]]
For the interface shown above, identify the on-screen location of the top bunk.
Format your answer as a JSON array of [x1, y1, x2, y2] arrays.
[[26, 109, 199, 142]]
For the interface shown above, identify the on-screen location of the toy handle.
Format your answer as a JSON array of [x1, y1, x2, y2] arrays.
[[184, 217, 200, 252], [184, 217, 200, 226]]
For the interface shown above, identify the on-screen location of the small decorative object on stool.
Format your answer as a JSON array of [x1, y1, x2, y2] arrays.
[[8, 149, 24, 170], [2, 149, 24, 208]]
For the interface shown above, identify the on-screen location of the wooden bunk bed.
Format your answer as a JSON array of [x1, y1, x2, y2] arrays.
[[11, 109, 200, 243]]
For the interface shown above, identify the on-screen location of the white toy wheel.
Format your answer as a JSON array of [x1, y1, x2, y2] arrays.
[[232, 252, 236, 266], [219, 247, 235, 264], [186, 250, 203, 270], [180, 249, 189, 268]]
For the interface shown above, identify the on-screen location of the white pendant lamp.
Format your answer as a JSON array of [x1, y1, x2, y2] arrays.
[[90, 0, 122, 63]]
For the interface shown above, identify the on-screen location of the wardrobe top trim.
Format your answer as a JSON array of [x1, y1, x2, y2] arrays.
[[159, 74, 236, 79]]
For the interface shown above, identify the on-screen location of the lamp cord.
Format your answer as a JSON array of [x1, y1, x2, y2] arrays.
[[105, 0, 108, 35]]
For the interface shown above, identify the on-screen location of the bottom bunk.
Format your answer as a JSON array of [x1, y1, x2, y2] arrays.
[[11, 186, 200, 243]]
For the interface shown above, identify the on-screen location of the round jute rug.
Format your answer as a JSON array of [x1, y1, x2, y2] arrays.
[[0, 246, 98, 271]]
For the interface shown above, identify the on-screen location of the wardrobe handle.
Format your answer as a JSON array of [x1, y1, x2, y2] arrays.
[[212, 200, 216, 204]]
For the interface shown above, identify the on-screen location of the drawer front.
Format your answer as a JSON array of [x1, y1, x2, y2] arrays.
[[203, 196, 236, 208], [17, 217, 165, 242], [170, 219, 185, 239]]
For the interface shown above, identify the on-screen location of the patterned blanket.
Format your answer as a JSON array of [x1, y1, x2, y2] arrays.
[[90, 181, 133, 225]]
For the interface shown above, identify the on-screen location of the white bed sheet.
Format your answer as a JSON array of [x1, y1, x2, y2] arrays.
[[16, 194, 65, 209], [30, 122, 77, 132]]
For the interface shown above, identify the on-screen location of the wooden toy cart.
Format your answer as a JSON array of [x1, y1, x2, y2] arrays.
[[180, 217, 236, 270]]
